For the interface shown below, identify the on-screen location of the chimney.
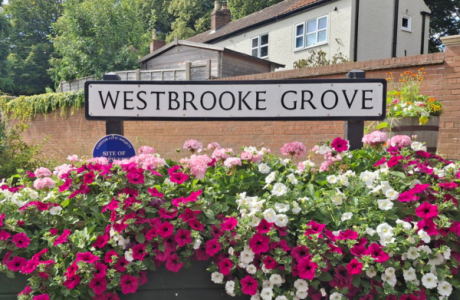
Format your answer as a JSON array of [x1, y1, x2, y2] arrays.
[[211, 1, 231, 32], [150, 29, 166, 53]]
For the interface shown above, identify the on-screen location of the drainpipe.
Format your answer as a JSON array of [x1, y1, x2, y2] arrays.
[[420, 11, 431, 54], [353, 0, 360, 62], [392, 0, 400, 58]]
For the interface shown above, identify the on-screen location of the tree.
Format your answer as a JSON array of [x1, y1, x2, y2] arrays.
[[2, 0, 62, 95], [0, 0, 13, 93], [227, 0, 284, 20], [425, 0, 460, 52], [50, 0, 153, 82]]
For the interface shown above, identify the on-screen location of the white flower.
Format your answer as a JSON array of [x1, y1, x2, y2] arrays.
[[385, 189, 399, 200], [262, 280, 273, 288], [418, 229, 431, 243], [378, 199, 393, 210], [443, 247, 451, 260], [437, 281, 453, 296], [320, 288, 326, 297], [26, 189, 39, 200], [251, 292, 261, 300], [287, 173, 299, 184], [376, 223, 394, 238], [381, 273, 397, 287], [422, 273, 438, 289], [331, 195, 343, 206], [272, 183, 288, 196], [385, 267, 396, 277], [228, 247, 234, 255], [225, 280, 235, 294], [275, 203, 290, 213], [396, 219, 412, 230], [296, 291, 307, 299], [117, 236, 130, 249], [327, 175, 338, 184], [341, 212, 353, 221], [428, 253, 444, 266], [259, 164, 271, 174], [269, 274, 283, 286], [318, 145, 331, 155], [366, 227, 376, 236], [211, 272, 224, 284], [403, 267, 416, 281], [406, 247, 420, 260], [246, 264, 257, 274], [411, 141, 427, 152], [240, 246, 255, 264], [380, 235, 395, 246], [291, 201, 301, 214], [163, 178, 175, 187], [263, 208, 278, 223], [124, 249, 134, 262], [294, 279, 309, 292], [366, 266, 376, 278], [265, 172, 276, 184], [275, 296, 288, 300], [251, 216, 261, 227], [260, 288, 273, 300], [275, 214, 289, 227], [418, 245, 433, 254], [49, 206, 63, 215], [330, 292, 343, 300]]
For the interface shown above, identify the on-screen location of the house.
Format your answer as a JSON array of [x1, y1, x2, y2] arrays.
[[188, 0, 432, 70]]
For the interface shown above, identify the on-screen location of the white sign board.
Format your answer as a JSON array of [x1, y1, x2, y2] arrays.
[[85, 80, 386, 121]]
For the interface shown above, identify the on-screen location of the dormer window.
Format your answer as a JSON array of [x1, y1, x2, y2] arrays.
[[295, 15, 328, 50], [251, 34, 269, 58]]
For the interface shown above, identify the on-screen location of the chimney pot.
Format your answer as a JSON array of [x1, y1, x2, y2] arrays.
[[211, 1, 231, 32], [214, 0, 221, 11]]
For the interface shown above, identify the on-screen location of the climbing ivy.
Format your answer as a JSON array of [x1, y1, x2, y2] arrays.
[[0, 90, 84, 121]]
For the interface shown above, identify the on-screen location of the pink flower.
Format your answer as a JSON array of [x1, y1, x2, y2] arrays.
[[67, 155, 80, 162], [439, 182, 458, 189], [33, 177, 56, 190], [19, 286, 32, 296], [159, 208, 177, 219], [175, 229, 192, 247], [221, 217, 238, 231], [83, 171, 96, 184], [34, 167, 52, 178], [102, 199, 119, 213], [207, 142, 221, 150], [158, 222, 174, 238], [104, 250, 119, 263], [63, 275, 81, 289], [241, 275, 258, 295], [291, 245, 310, 263], [138, 146, 155, 154], [53, 164, 73, 179], [89, 277, 107, 295], [59, 178, 72, 192], [54, 229, 71, 246], [120, 274, 138, 294], [188, 155, 211, 179], [263, 256, 278, 269], [21, 257, 39, 274], [417, 218, 438, 236], [331, 137, 349, 153], [256, 219, 272, 234], [148, 187, 164, 198], [374, 157, 386, 168], [12, 233, 30, 249], [219, 258, 233, 275], [132, 244, 147, 261], [87, 157, 109, 165], [76, 252, 100, 264], [366, 243, 389, 263], [206, 239, 221, 256], [389, 135, 412, 147], [0, 213, 4, 227], [7, 256, 26, 271], [169, 168, 189, 184], [114, 257, 129, 272], [212, 148, 233, 160], [346, 258, 363, 275], [183, 139, 203, 152], [298, 258, 318, 280], [304, 220, 325, 237], [94, 262, 107, 279], [0, 230, 11, 241], [249, 233, 270, 254], [165, 253, 183, 272], [362, 131, 388, 145], [33, 295, 50, 300], [127, 170, 144, 184], [223, 157, 242, 168], [139, 271, 148, 286], [338, 229, 358, 240], [415, 202, 438, 219], [387, 155, 403, 168], [280, 141, 306, 158]]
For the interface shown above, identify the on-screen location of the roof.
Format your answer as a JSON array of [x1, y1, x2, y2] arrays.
[[137, 38, 285, 68], [188, 0, 332, 44]]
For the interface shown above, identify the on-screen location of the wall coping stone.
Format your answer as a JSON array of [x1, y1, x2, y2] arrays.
[[441, 35, 460, 46]]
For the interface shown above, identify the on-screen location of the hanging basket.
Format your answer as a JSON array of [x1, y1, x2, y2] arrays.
[[384, 116, 440, 153]]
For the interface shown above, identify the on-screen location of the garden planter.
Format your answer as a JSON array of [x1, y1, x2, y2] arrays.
[[384, 116, 440, 153], [120, 261, 249, 300], [0, 272, 28, 300]]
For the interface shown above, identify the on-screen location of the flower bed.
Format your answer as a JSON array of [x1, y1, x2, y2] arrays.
[[0, 137, 459, 300]]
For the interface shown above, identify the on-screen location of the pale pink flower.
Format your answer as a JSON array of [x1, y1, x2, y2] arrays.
[[53, 164, 73, 179], [138, 146, 155, 155], [207, 142, 221, 150], [33, 178, 56, 190], [297, 162, 306, 173], [240, 152, 253, 161], [362, 131, 388, 146], [183, 140, 203, 152], [320, 160, 333, 172], [224, 157, 242, 168], [87, 157, 109, 165], [280, 142, 307, 158], [189, 155, 212, 179], [66, 155, 80, 162], [140, 155, 165, 170], [180, 158, 190, 167], [212, 148, 234, 161], [34, 167, 52, 178], [252, 153, 263, 163], [389, 135, 412, 147]]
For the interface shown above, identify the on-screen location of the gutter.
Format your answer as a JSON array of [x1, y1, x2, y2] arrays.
[[353, 0, 360, 62], [207, 0, 334, 44], [392, 0, 399, 58], [420, 11, 431, 54]]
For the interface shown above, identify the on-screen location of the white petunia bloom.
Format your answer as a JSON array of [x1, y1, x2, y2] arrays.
[[418, 245, 433, 254], [443, 247, 451, 260], [275, 203, 290, 213], [331, 195, 343, 206], [330, 292, 343, 300], [258, 163, 271, 174], [296, 290, 307, 299], [240, 246, 255, 264], [327, 175, 338, 184], [25, 188, 39, 200], [338, 175, 349, 187], [406, 247, 420, 260], [275, 296, 288, 300], [117, 236, 130, 249], [294, 279, 309, 292], [260, 288, 274, 300], [381, 273, 397, 287], [263, 208, 278, 223], [262, 280, 273, 288], [265, 172, 276, 184], [422, 273, 438, 289], [411, 142, 427, 152], [272, 183, 288, 196], [378, 199, 393, 210], [418, 229, 431, 243], [385, 267, 396, 277], [366, 266, 376, 278], [428, 253, 445, 266], [320, 289, 327, 297], [287, 173, 299, 185], [275, 214, 289, 227], [246, 264, 257, 274], [269, 274, 283, 286], [396, 219, 412, 230], [318, 145, 331, 155], [437, 281, 453, 297], [403, 268, 417, 282], [251, 216, 261, 227], [49, 206, 63, 215], [341, 212, 353, 221], [251, 292, 261, 300], [211, 272, 224, 283], [225, 281, 235, 295], [380, 235, 395, 246], [377, 223, 394, 238], [385, 189, 399, 200], [124, 249, 134, 262], [366, 227, 376, 236], [291, 201, 301, 214]]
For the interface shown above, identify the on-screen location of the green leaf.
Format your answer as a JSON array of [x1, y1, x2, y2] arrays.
[[136, 233, 145, 244], [158, 243, 165, 252], [352, 275, 361, 287], [204, 209, 215, 220], [377, 122, 388, 129], [61, 198, 71, 208], [390, 171, 406, 179], [318, 272, 333, 282]]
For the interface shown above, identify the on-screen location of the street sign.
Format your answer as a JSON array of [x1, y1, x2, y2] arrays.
[[85, 79, 387, 121], [93, 134, 136, 163]]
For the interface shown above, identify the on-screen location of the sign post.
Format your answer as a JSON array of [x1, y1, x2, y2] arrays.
[[103, 73, 124, 136], [345, 70, 366, 150]]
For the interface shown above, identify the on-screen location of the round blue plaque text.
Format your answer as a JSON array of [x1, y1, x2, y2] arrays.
[[93, 135, 136, 163]]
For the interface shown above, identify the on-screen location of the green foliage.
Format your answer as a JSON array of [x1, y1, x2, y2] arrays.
[[0, 0, 12, 92], [0, 90, 85, 121], [227, 0, 284, 20], [50, 0, 153, 82], [425, 0, 460, 52], [293, 49, 352, 69], [0, 122, 45, 179]]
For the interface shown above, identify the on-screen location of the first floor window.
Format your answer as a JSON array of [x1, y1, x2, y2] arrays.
[[295, 15, 328, 50], [251, 34, 269, 58], [401, 16, 411, 32]]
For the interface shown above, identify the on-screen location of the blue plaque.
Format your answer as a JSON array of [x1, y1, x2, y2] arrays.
[[93, 135, 136, 163]]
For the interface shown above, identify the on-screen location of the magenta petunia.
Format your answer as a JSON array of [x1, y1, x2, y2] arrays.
[[206, 239, 221, 256], [256, 219, 272, 234], [33, 295, 50, 300], [338, 229, 358, 240], [248, 233, 270, 254], [89, 277, 107, 295], [76, 252, 100, 264], [93, 262, 107, 279], [101, 199, 119, 213], [175, 228, 192, 247], [262, 256, 278, 269], [417, 218, 438, 236], [21, 257, 39, 274], [374, 157, 386, 168], [398, 191, 419, 203], [346, 258, 363, 275], [387, 155, 403, 168], [83, 171, 96, 184], [0, 213, 5, 227], [11, 233, 30, 249], [159, 208, 177, 219], [114, 257, 129, 272], [53, 229, 71, 246], [188, 219, 205, 231], [240, 275, 258, 296], [93, 234, 109, 249], [158, 221, 174, 238], [63, 274, 81, 289], [148, 187, 164, 198], [439, 182, 458, 189], [139, 271, 148, 286], [165, 253, 183, 273], [218, 258, 233, 275], [19, 286, 32, 296], [415, 202, 438, 219], [297, 257, 318, 280], [304, 220, 326, 236], [104, 250, 119, 263], [211, 225, 223, 238], [120, 274, 138, 294], [7, 256, 26, 271], [0, 230, 11, 241], [366, 243, 389, 263], [291, 245, 310, 262], [331, 137, 349, 153], [179, 208, 200, 222], [221, 217, 238, 231], [127, 170, 145, 184], [132, 243, 148, 261]]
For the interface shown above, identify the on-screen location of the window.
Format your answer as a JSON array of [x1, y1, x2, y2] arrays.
[[401, 16, 411, 32], [251, 34, 269, 58], [294, 16, 328, 50]]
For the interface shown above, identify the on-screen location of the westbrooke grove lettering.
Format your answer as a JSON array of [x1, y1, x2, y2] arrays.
[[85, 80, 386, 121]]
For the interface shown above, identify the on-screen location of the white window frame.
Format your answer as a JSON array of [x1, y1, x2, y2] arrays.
[[294, 15, 328, 51], [401, 15, 412, 32], [251, 34, 269, 58]]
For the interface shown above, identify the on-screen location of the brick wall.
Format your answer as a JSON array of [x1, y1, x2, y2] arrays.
[[19, 36, 460, 163]]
